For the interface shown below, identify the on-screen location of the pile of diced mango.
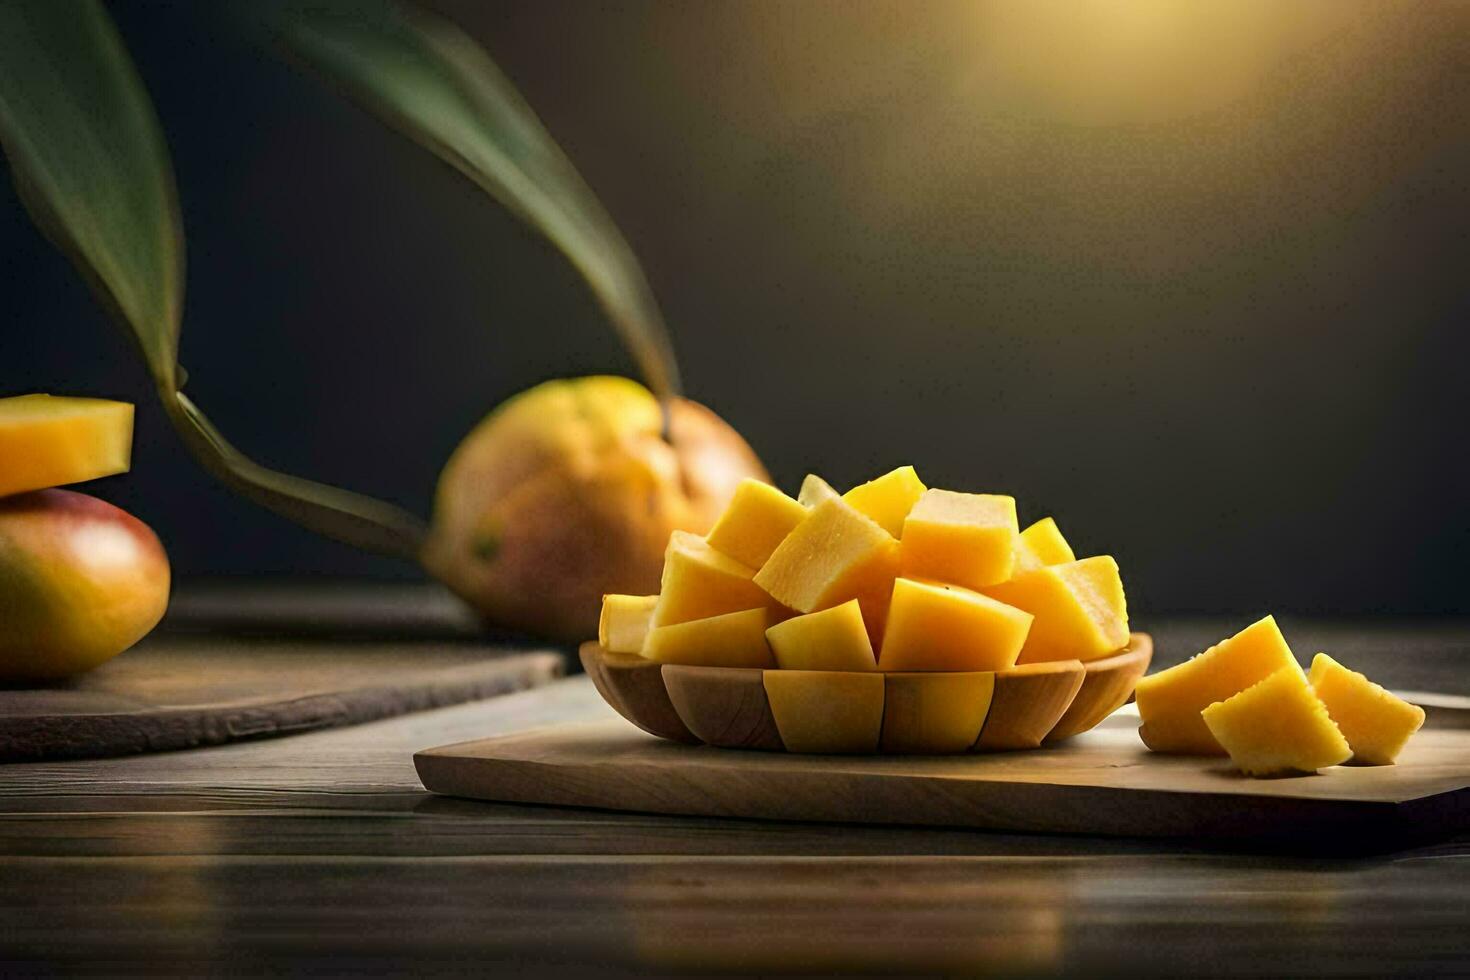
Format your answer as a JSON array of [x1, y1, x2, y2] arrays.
[[599, 466, 1129, 677], [1136, 616, 1425, 776]]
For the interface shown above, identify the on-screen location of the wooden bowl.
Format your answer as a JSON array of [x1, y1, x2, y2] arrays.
[[580, 632, 1152, 755]]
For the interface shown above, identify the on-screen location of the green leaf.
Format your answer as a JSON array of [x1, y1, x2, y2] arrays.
[[268, 0, 684, 406], [0, 1, 426, 561]]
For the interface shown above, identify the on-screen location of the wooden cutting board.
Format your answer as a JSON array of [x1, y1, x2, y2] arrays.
[[415, 708, 1470, 850], [0, 635, 563, 762]]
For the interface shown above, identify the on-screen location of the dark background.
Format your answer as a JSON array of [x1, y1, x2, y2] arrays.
[[3, 1, 1467, 615]]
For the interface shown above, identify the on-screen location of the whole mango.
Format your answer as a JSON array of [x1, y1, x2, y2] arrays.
[[0, 489, 170, 680], [423, 376, 767, 640]]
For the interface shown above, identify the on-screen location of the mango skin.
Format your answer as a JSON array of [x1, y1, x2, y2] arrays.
[[0, 490, 170, 681], [424, 377, 768, 641]]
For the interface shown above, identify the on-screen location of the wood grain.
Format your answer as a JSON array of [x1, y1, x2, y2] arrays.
[[662, 664, 784, 750], [577, 642, 697, 744], [975, 659, 1086, 750], [1045, 634, 1153, 742]]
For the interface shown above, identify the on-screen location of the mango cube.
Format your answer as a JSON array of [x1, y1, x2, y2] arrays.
[[641, 608, 775, 668], [705, 478, 808, 570], [982, 556, 1128, 665], [763, 670, 885, 753], [1015, 517, 1076, 573], [798, 473, 841, 507], [842, 465, 926, 537], [1134, 615, 1302, 755], [877, 578, 1032, 672], [764, 599, 876, 672], [1308, 653, 1425, 765], [651, 531, 774, 627], [754, 497, 898, 645], [899, 490, 1018, 590], [0, 394, 134, 498], [1201, 667, 1352, 776], [598, 594, 657, 653]]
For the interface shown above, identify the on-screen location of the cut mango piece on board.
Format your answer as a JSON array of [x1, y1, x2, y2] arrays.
[[706, 478, 808, 571], [899, 490, 1018, 590], [598, 594, 657, 653], [983, 556, 1128, 664], [642, 608, 775, 668], [878, 578, 1031, 673], [1202, 666, 1352, 776], [765, 599, 876, 672], [1134, 615, 1301, 755], [651, 531, 774, 627], [843, 465, 926, 537], [1014, 517, 1076, 573], [1308, 653, 1425, 765], [0, 394, 133, 498]]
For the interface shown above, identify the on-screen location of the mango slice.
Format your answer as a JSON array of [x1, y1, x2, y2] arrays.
[[881, 671, 995, 753], [651, 531, 773, 627], [878, 578, 1032, 672], [706, 478, 808, 571], [983, 556, 1128, 665], [1201, 666, 1352, 776], [763, 670, 885, 753], [598, 594, 657, 653], [764, 599, 876, 672], [797, 473, 841, 507], [754, 497, 898, 646], [0, 394, 134, 498], [899, 490, 1018, 590], [1015, 517, 1076, 573], [642, 608, 775, 668], [1308, 653, 1425, 765], [842, 465, 926, 537], [1134, 615, 1302, 755]]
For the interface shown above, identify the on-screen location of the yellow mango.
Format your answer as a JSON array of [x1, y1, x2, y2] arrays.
[[880, 671, 995, 753], [899, 490, 1018, 590], [1308, 653, 1425, 765], [763, 670, 885, 753], [1201, 667, 1352, 776], [982, 556, 1128, 665], [1134, 615, 1302, 755], [842, 465, 926, 537], [797, 473, 841, 507], [764, 599, 876, 672], [0, 394, 133, 498], [705, 478, 808, 570], [641, 608, 775, 668], [877, 578, 1032, 672], [754, 497, 898, 646], [651, 530, 773, 627], [598, 594, 657, 653], [1015, 517, 1075, 573]]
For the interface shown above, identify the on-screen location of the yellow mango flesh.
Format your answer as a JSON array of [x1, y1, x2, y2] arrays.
[[1308, 653, 1425, 765], [982, 556, 1128, 665], [764, 599, 876, 672], [1015, 517, 1076, 574], [899, 490, 1018, 590], [705, 478, 808, 571], [598, 594, 657, 653], [1201, 666, 1352, 776], [641, 607, 775, 668], [763, 670, 885, 753], [651, 531, 773, 627], [880, 671, 995, 753], [1134, 615, 1302, 755], [842, 465, 926, 537], [797, 473, 841, 507], [754, 497, 898, 647], [878, 578, 1032, 672], [0, 395, 133, 498]]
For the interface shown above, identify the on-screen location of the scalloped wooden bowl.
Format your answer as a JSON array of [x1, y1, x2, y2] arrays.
[[580, 632, 1152, 755]]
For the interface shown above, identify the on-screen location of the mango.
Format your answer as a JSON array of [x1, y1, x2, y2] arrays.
[[1201, 667, 1352, 776], [1015, 517, 1075, 573], [764, 599, 876, 672], [762, 670, 885, 753], [982, 556, 1128, 664], [424, 376, 768, 640], [797, 473, 841, 507], [877, 578, 1032, 672], [641, 607, 775, 668], [1134, 615, 1301, 755], [651, 530, 775, 627], [0, 490, 169, 680], [881, 671, 995, 753], [705, 478, 807, 570], [843, 465, 926, 537], [753, 497, 898, 646], [598, 594, 657, 653], [1308, 653, 1425, 765], [899, 490, 1018, 590], [0, 394, 133, 498]]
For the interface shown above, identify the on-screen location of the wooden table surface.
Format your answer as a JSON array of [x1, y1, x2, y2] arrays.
[[3, 587, 1468, 977]]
